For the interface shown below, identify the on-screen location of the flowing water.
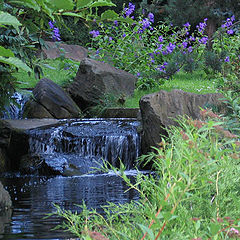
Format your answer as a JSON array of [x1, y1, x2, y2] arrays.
[[2, 91, 31, 119], [0, 118, 143, 239]]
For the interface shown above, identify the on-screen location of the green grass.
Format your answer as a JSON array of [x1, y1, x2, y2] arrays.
[[125, 70, 218, 108], [14, 58, 80, 89], [13, 59, 218, 109]]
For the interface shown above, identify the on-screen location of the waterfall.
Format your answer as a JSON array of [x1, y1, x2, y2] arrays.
[[26, 119, 141, 174], [2, 91, 31, 119]]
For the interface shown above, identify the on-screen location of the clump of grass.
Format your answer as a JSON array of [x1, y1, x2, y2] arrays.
[[50, 108, 240, 239], [125, 70, 218, 108], [13, 58, 79, 89]]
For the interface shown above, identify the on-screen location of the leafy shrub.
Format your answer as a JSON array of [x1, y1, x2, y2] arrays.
[[51, 109, 240, 239], [88, 4, 211, 90], [60, 17, 90, 46]]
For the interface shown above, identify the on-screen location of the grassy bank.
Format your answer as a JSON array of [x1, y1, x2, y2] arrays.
[[14, 58, 218, 109], [51, 112, 240, 239]]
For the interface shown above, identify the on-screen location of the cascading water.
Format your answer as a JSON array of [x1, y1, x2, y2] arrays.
[[1, 91, 31, 119], [26, 118, 141, 174], [1, 118, 143, 239]]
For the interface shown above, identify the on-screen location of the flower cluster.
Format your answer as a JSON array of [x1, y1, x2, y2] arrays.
[[221, 15, 235, 34], [123, 2, 135, 18], [89, 30, 100, 38], [48, 21, 61, 41], [196, 18, 208, 34]]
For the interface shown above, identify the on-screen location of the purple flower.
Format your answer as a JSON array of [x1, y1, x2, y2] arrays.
[[227, 29, 234, 34], [122, 33, 126, 37], [109, 36, 113, 41], [188, 46, 193, 53], [158, 36, 164, 42], [197, 18, 208, 34], [48, 21, 61, 41], [224, 56, 230, 62], [189, 36, 195, 41], [221, 15, 235, 29], [124, 2, 135, 18], [184, 22, 190, 27], [114, 20, 118, 26], [148, 12, 154, 23], [199, 36, 208, 44], [157, 62, 168, 72], [137, 72, 140, 77], [139, 18, 151, 31], [48, 21, 55, 29], [166, 42, 176, 53], [52, 27, 61, 41], [182, 41, 188, 48], [89, 30, 100, 38]]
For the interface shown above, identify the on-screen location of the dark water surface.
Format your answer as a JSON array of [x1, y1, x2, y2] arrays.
[[0, 171, 140, 239]]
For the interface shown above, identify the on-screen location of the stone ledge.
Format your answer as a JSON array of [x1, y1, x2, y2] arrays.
[[101, 108, 140, 118]]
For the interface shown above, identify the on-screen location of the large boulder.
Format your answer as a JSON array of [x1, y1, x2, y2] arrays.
[[140, 89, 225, 153], [68, 58, 137, 110], [24, 78, 81, 119], [38, 41, 88, 62], [0, 181, 12, 211], [0, 120, 12, 172]]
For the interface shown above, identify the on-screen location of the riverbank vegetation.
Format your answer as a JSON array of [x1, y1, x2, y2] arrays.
[[52, 109, 240, 239]]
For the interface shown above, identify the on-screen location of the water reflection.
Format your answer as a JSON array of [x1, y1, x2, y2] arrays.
[[0, 172, 139, 239]]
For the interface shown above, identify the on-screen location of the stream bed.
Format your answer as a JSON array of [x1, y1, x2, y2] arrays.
[[0, 118, 143, 239], [0, 171, 140, 240]]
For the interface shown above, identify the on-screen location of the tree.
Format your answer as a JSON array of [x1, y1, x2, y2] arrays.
[[165, 0, 240, 48]]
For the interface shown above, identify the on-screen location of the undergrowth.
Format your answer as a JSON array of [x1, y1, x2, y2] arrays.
[[49, 105, 240, 240]]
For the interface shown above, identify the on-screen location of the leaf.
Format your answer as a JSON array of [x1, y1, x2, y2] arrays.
[[9, 0, 40, 11], [137, 224, 155, 240], [101, 10, 118, 20], [117, 16, 135, 24], [0, 56, 32, 72], [0, 11, 22, 28], [0, 46, 15, 57], [89, 1, 116, 8], [61, 12, 84, 18], [209, 223, 221, 236], [76, 0, 92, 8], [50, 0, 74, 11]]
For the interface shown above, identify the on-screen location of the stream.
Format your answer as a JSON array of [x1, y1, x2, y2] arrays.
[[0, 117, 143, 239]]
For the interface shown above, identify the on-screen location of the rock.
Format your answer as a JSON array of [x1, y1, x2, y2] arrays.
[[24, 78, 81, 119], [0, 181, 12, 211], [4, 119, 61, 131], [101, 108, 140, 118], [68, 58, 137, 110], [0, 120, 12, 172], [0, 120, 29, 171], [38, 41, 88, 62], [0, 207, 12, 234], [0, 149, 8, 173], [140, 89, 225, 153], [20, 153, 98, 176], [0, 120, 11, 148]]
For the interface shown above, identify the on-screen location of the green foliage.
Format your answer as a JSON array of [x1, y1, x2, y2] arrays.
[[87, 93, 126, 117], [165, 0, 240, 28], [13, 58, 79, 89], [211, 27, 240, 93], [51, 113, 240, 239], [88, 9, 210, 90], [0, 0, 121, 113], [0, 11, 32, 111], [60, 17, 90, 46]]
